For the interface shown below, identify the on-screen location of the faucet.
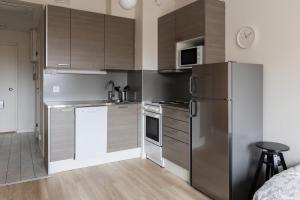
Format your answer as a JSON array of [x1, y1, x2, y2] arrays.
[[105, 80, 115, 101]]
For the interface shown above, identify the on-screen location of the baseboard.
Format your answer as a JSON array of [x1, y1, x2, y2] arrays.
[[17, 129, 35, 133], [49, 148, 142, 174], [0, 131, 16, 135], [163, 159, 190, 182]]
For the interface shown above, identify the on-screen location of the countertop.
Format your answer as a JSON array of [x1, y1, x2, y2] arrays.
[[44, 100, 139, 108]]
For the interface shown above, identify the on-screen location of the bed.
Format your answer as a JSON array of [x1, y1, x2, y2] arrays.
[[253, 165, 300, 200]]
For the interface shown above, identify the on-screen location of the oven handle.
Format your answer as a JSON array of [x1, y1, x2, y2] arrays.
[[144, 112, 161, 119]]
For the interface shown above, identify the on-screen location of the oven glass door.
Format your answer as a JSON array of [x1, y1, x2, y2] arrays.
[[145, 114, 161, 146]]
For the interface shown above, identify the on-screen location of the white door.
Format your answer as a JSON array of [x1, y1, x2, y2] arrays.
[[0, 44, 18, 133]]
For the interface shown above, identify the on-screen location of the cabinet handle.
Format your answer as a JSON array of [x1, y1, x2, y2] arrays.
[[57, 64, 69, 67], [61, 108, 73, 112]]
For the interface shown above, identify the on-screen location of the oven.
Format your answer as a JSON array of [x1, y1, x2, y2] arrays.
[[143, 103, 164, 166], [144, 110, 162, 147]]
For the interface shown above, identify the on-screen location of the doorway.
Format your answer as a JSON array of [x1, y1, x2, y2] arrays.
[[0, 43, 18, 133], [0, 0, 47, 185]]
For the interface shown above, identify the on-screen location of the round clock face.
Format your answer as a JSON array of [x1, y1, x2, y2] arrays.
[[237, 26, 256, 49]]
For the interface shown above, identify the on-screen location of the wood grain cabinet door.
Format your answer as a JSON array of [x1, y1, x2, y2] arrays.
[[107, 104, 138, 152], [50, 108, 75, 162], [71, 10, 105, 70], [175, 0, 205, 42], [105, 16, 135, 70], [158, 12, 176, 71], [47, 5, 70, 68]]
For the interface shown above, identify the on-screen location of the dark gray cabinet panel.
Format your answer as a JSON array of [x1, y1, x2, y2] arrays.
[[163, 126, 189, 144], [105, 15, 135, 70], [162, 105, 190, 169], [175, 0, 205, 42], [50, 108, 75, 162], [163, 117, 189, 133], [158, 12, 176, 71], [163, 136, 189, 169], [71, 10, 105, 70], [107, 104, 138, 152], [47, 5, 70, 68], [204, 0, 225, 64], [162, 107, 189, 122]]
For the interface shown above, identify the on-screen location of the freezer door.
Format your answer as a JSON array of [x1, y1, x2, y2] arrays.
[[191, 63, 229, 99], [191, 99, 230, 200]]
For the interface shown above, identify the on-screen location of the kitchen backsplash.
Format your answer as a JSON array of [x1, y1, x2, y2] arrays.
[[142, 70, 191, 102], [44, 70, 191, 102], [44, 72, 128, 101]]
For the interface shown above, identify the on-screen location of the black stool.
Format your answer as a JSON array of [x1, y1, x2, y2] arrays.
[[249, 142, 290, 199]]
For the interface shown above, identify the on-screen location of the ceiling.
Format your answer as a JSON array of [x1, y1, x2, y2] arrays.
[[0, 0, 43, 32]]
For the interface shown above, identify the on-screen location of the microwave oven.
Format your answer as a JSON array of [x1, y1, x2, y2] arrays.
[[178, 46, 203, 69]]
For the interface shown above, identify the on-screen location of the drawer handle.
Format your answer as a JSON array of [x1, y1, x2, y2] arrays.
[[61, 108, 73, 112], [57, 64, 69, 67]]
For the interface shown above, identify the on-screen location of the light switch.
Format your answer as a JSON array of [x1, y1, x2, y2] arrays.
[[53, 85, 60, 93], [0, 100, 4, 109]]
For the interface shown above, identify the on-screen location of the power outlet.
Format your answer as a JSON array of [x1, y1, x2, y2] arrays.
[[53, 85, 60, 93]]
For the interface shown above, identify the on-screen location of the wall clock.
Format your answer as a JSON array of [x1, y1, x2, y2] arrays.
[[236, 26, 256, 49]]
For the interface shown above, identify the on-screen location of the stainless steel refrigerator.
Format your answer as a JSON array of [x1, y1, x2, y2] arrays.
[[189, 62, 263, 200]]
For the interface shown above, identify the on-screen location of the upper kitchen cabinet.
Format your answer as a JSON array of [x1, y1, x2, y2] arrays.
[[46, 5, 70, 68], [105, 15, 135, 70], [204, 0, 225, 63], [158, 0, 225, 70], [175, 0, 205, 42], [71, 10, 105, 70], [158, 12, 176, 71]]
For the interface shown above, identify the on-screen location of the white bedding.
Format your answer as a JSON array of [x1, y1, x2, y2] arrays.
[[253, 165, 300, 200]]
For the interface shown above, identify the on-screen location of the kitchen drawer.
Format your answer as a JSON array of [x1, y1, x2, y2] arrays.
[[163, 126, 189, 144], [163, 116, 189, 133], [162, 107, 189, 122], [163, 136, 189, 169]]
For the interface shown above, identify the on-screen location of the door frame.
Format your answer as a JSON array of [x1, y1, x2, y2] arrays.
[[0, 42, 19, 132]]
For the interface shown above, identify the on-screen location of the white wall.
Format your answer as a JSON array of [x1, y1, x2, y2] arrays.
[[22, 0, 107, 14], [174, 0, 196, 9], [138, 0, 175, 70], [226, 0, 300, 166], [22, 0, 134, 17], [0, 30, 35, 133]]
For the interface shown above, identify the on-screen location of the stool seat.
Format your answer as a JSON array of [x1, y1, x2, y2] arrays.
[[256, 142, 290, 152]]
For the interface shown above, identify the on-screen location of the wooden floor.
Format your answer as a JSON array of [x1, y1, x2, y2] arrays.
[[0, 132, 47, 186], [0, 158, 210, 200]]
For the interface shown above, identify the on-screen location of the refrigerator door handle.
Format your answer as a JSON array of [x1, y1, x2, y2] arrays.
[[189, 100, 197, 117]]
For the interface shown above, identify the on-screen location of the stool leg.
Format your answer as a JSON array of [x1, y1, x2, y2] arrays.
[[270, 164, 274, 176], [249, 152, 266, 199], [272, 154, 279, 174], [279, 152, 287, 170], [265, 155, 272, 181]]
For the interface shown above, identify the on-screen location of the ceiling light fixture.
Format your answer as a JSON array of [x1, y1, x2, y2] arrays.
[[119, 0, 137, 10]]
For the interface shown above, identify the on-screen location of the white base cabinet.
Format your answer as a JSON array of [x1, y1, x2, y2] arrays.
[[75, 106, 107, 161]]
